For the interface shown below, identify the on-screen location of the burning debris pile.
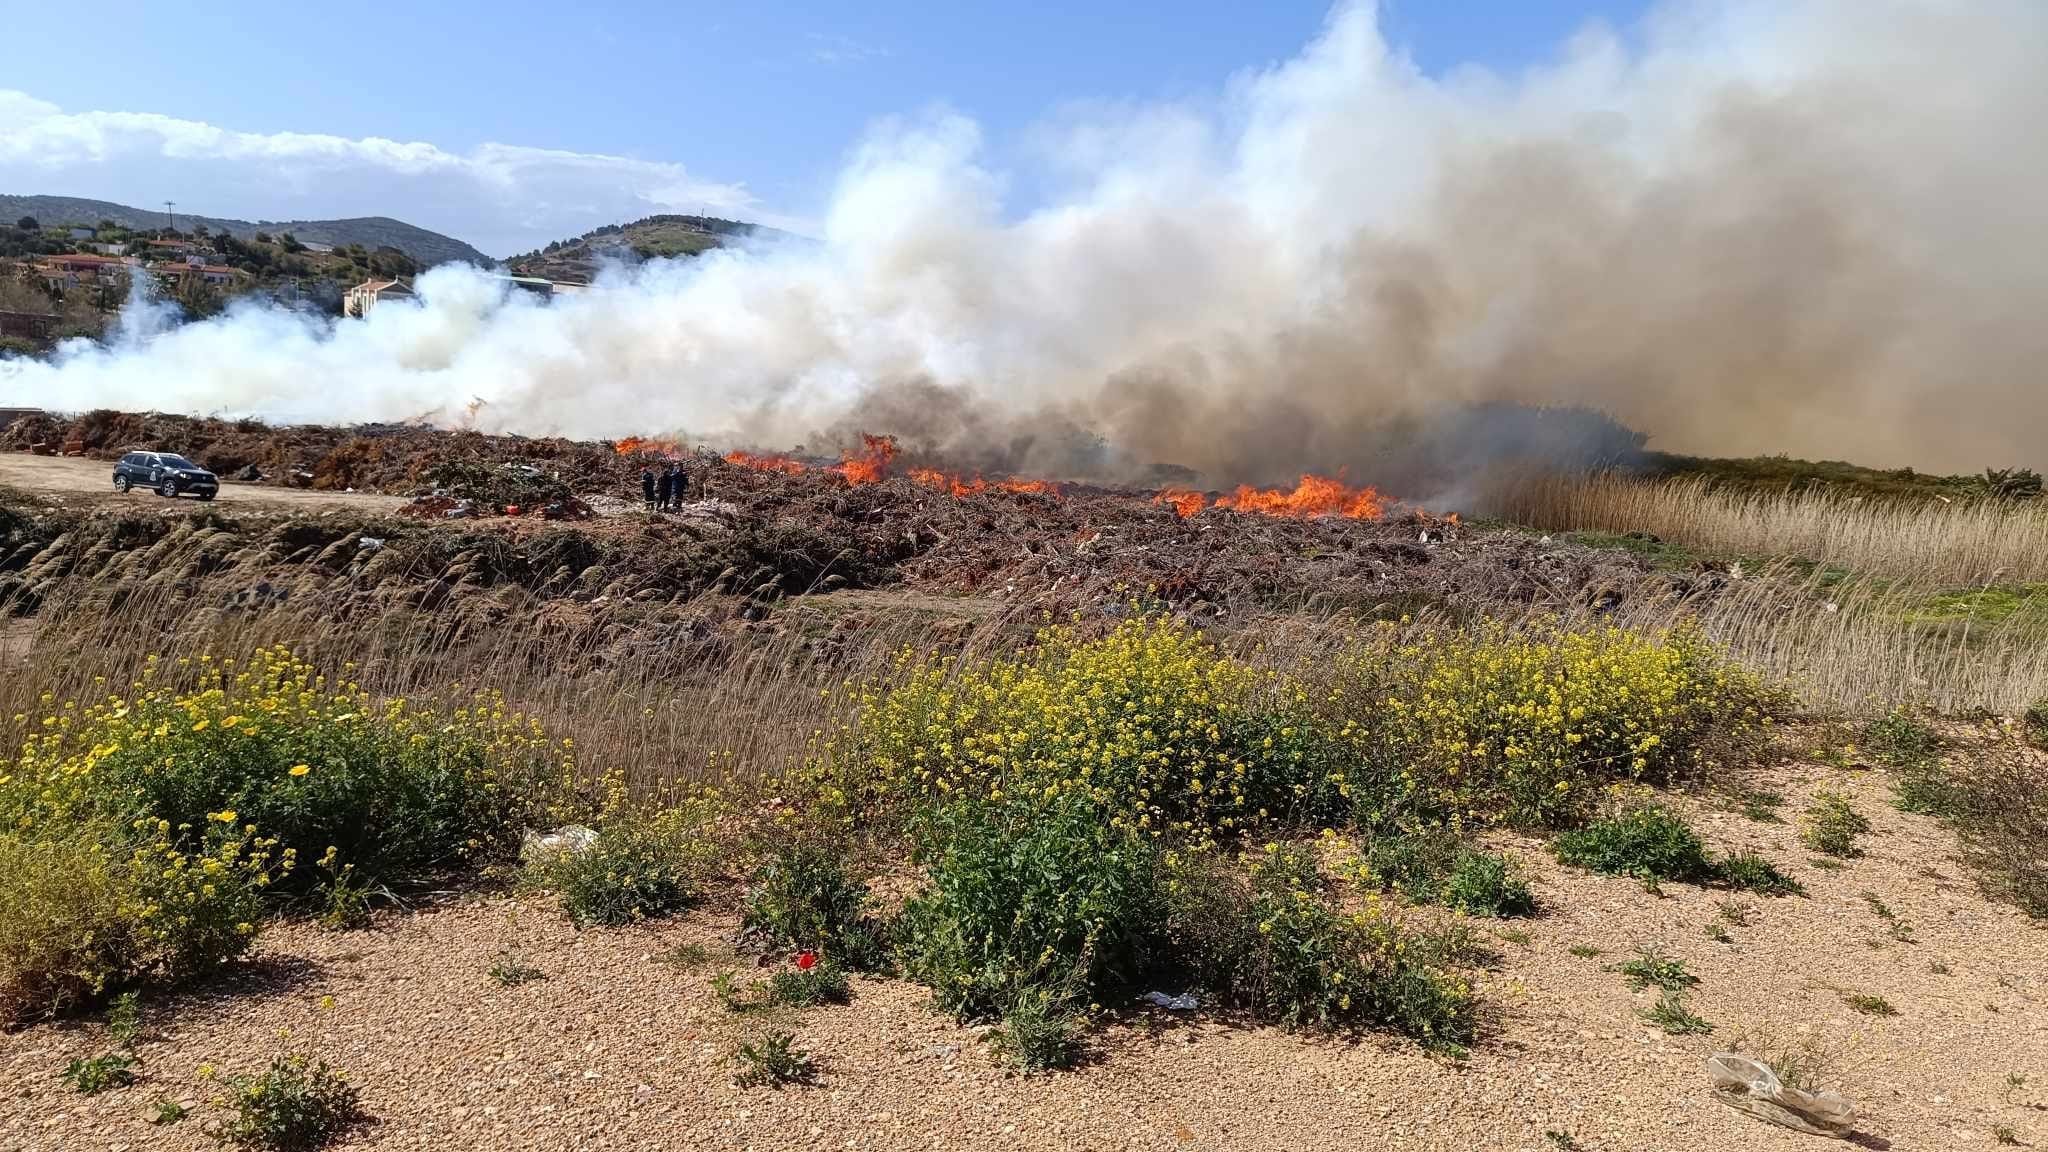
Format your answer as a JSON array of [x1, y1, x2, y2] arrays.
[[1152, 475, 1387, 521], [2, 414, 1680, 628]]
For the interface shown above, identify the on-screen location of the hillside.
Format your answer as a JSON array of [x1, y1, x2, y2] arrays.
[[505, 213, 797, 282], [0, 194, 489, 267]]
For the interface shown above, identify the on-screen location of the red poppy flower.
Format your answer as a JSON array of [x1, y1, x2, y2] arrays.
[[795, 950, 818, 971]]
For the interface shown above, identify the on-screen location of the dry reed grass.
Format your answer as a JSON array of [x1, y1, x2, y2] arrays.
[[1584, 564, 2048, 716], [0, 578, 1028, 796], [1488, 472, 2048, 586]]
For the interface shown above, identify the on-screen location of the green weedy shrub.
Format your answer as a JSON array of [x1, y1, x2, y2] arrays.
[[1166, 844, 1476, 1049], [530, 795, 720, 927], [1718, 851, 1805, 897], [2024, 700, 2048, 750], [1801, 792, 1872, 858], [1864, 711, 1964, 817], [741, 843, 891, 971], [0, 824, 263, 1021], [988, 986, 1082, 1072], [62, 1051, 138, 1095], [1318, 620, 1774, 829], [1891, 763, 1968, 818], [1553, 804, 1718, 885], [898, 790, 1165, 1022], [2, 649, 570, 1016], [216, 1056, 362, 1150], [732, 1029, 816, 1088], [806, 617, 1275, 843], [1442, 850, 1539, 918], [764, 960, 852, 1008], [1866, 710, 1941, 769], [3, 649, 567, 902], [1363, 830, 1536, 918], [1614, 948, 1697, 992]]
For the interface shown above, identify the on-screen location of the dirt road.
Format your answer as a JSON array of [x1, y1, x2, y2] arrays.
[[0, 452, 407, 513]]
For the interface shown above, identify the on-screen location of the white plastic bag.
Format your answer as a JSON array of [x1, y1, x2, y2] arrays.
[[1706, 1054, 1856, 1139], [520, 824, 598, 864]]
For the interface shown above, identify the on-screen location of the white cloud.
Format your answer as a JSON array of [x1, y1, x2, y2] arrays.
[[805, 33, 892, 66], [0, 90, 785, 257]]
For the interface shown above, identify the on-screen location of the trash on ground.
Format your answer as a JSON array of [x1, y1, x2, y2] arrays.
[[1706, 1053, 1856, 1139], [520, 825, 598, 864]]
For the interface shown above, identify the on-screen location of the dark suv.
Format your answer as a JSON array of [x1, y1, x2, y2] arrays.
[[113, 451, 219, 500]]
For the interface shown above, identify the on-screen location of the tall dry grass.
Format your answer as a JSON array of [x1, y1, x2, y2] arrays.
[[1586, 564, 2048, 715], [0, 579, 1029, 795], [1489, 472, 2048, 586], [7, 531, 2047, 796]]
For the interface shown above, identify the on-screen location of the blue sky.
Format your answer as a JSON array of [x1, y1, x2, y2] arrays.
[[0, 0, 1654, 256]]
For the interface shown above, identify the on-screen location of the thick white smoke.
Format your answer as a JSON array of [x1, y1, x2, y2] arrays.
[[4, 0, 2045, 482]]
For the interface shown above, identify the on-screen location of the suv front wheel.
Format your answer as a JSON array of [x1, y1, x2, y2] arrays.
[[114, 475, 131, 493], [157, 477, 179, 498]]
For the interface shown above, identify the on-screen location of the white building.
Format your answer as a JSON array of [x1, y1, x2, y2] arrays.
[[344, 278, 414, 317]]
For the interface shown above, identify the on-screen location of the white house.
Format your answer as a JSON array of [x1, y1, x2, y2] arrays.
[[344, 278, 414, 317]]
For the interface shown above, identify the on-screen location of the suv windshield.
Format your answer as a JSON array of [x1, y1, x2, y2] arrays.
[[158, 455, 199, 470]]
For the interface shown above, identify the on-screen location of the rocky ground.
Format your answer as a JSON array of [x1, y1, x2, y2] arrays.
[[5, 749, 2043, 1152]]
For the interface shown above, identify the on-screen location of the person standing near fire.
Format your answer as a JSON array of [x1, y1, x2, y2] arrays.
[[657, 464, 678, 511], [640, 467, 657, 512], [673, 461, 689, 506]]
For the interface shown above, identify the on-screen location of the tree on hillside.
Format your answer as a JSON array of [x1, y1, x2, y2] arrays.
[[367, 246, 416, 280], [14, 216, 36, 233], [175, 276, 225, 320]]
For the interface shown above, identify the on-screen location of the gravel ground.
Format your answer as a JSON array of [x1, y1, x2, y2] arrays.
[[0, 453, 407, 514], [5, 765, 2045, 1152]]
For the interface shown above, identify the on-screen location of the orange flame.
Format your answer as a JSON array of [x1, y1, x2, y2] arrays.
[[997, 478, 1061, 497], [832, 433, 899, 485], [617, 436, 682, 457], [909, 467, 985, 498], [910, 468, 1064, 499], [724, 450, 809, 475], [1216, 474, 1385, 520], [1155, 488, 1208, 518]]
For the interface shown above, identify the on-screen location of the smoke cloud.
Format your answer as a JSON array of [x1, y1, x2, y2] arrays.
[[4, 0, 2044, 487]]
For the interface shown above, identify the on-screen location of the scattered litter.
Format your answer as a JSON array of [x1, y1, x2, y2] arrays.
[[1143, 991, 1199, 1011], [356, 537, 385, 552], [397, 495, 477, 520], [673, 498, 742, 521], [520, 825, 598, 864], [539, 497, 596, 521], [1706, 1053, 1856, 1139]]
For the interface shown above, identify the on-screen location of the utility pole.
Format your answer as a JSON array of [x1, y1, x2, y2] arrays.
[[163, 201, 176, 232]]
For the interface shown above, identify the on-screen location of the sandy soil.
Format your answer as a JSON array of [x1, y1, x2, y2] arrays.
[[3, 765, 2044, 1152], [0, 453, 407, 514]]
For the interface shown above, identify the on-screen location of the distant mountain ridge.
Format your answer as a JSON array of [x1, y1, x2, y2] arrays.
[[0, 194, 490, 268]]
